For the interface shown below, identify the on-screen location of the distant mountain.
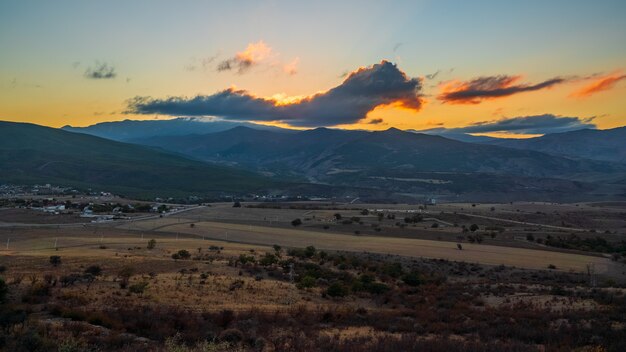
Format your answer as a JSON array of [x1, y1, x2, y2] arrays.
[[0, 121, 277, 198], [131, 127, 626, 199], [483, 127, 626, 164], [408, 129, 501, 143], [62, 117, 291, 142]]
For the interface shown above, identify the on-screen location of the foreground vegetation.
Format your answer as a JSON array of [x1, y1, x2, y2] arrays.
[[0, 240, 625, 351]]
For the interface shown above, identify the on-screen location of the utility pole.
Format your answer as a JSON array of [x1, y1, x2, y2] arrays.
[[5, 238, 9, 250]]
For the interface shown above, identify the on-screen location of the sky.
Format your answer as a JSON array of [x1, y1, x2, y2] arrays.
[[1, 0, 625, 137]]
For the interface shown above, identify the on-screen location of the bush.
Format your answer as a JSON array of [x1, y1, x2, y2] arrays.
[[118, 266, 135, 289], [297, 276, 316, 289], [470, 224, 479, 232], [259, 253, 278, 266], [49, 255, 61, 267], [402, 271, 422, 286], [326, 282, 347, 297], [128, 282, 148, 294], [291, 218, 302, 226], [147, 239, 156, 250], [84, 265, 102, 276], [173, 249, 191, 260], [366, 282, 390, 294], [304, 246, 316, 258]]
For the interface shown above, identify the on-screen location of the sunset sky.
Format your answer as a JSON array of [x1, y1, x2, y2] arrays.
[[1, 0, 625, 137]]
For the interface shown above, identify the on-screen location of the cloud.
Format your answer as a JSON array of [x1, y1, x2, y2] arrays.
[[438, 75, 566, 104], [424, 70, 440, 80], [84, 62, 116, 79], [217, 41, 272, 74], [126, 60, 423, 127], [283, 57, 299, 76], [419, 114, 596, 135], [570, 70, 626, 98], [185, 54, 219, 72], [368, 118, 384, 125]]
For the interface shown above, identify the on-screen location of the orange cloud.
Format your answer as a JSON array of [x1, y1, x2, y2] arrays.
[[570, 71, 626, 98], [217, 41, 273, 73], [283, 57, 299, 75], [438, 75, 566, 104]]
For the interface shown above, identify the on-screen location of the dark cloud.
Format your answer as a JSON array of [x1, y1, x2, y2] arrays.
[[425, 70, 440, 80], [216, 41, 271, 74], [126, 60, 423, 127], [438, 75, 566, 104], [393, 42, 403, 52], [84, 62, 116, 79], [368, 118, 384, 125], [185, 54, 219, 72], [419, 114, 596, 135]]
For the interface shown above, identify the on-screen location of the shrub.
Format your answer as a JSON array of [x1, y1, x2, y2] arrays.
[[297, 276, 316, 289], [219, 328, 244, 344], [259, 253, 278, 266], [128, 282, 148, 294], [84, 265, 102, 276], [291, 218, 302, 226], [326, 282, 347, 297], [402, 271, 422, 286], [173, 249, 191, 260], [49, 255, 62, 267], [366, 282, 390, 294], [118, 266, 135, 289], [147, 239, 156, 250], [304, 246, 316, 258], [470, 224, 479, 232], [238, 254, 255, 265]]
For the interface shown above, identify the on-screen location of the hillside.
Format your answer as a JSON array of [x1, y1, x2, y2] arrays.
[[484, 127, 626, 164], [130, 127, 626, 199], [62, 117, 291, 142], [0, 121, 277, 198]]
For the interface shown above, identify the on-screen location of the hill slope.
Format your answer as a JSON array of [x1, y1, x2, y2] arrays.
[[131, 127, 626, 199], [484, 127, 626, 164], [0, 121, 276, 198], [62, 117, 291, 141]]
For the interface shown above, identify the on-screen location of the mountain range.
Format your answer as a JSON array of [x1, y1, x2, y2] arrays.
[[3, 118, 625, 202]]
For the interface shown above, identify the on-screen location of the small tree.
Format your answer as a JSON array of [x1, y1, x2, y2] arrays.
[[147, 239, 157, 250], [118, 266, 135, 289], [291, 218, 302, 227], [304, 246, 316, 258], [233, 201, 241, 208], [49, 255, 61, 267], [469, 224, 479, 232], [273, 244, 282, 256]]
